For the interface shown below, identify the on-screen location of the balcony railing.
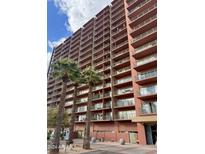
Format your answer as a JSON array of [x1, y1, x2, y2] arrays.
[[76, 99, 88, 104], [112, 27, 126, 36], [104, 92, 112, 97], [92, 94, 103, 100], [131, 15, 157, 33], [115, 111, 136, 120], [137, 69, 157, 81], [115, 88, 133, 95], [113, 49, 128, 58], [116, 100, 135, 107], [139, 85, 157, 96], [104, 83, 111, 87], [112, 20, 126, 30], [136, 54, 157, 66], [93, 85, 103, 91], [128, 0, 151, 15], [114, 77, 132, 85], [114, 66, 130, 75], [104, 74, 111, 79], [76, 108, 87, 113], [113, 57, 130, 66], [91, 115, 112, 121], [112, 33, 127, 43], [91, 104, 103, 110], [112, 41, 128, 50], [130, 4, 157, 22], [135, 40, 157, 53], [112, 13, 125, 23], [132, 27, 157, 43]]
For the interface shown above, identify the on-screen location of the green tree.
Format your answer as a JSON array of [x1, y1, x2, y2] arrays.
[[82, 66, 102, 149], [47, 107, 70, 128], [50, 58, 79, 153]]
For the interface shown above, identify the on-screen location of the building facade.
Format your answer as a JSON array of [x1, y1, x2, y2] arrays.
[[47, 0, 157, 145]]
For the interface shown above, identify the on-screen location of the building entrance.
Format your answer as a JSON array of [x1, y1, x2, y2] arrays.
[[145, 123, 157, 144]]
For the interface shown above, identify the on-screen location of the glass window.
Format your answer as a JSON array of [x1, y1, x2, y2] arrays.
[[142, 103, 151, 114], [151, 101, 157, 113]]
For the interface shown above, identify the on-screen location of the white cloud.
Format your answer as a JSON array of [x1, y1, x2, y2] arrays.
[[48, 37, 66, 49], [53, 0, 112, 32]]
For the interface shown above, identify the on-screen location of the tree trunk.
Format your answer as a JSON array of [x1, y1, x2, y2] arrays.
[[83, 85, 92, 149], [68, 84, 78, 144], [50, 80, 67, 153]]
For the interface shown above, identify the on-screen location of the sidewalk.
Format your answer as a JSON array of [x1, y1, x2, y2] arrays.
[[48, 139, 157, 154]]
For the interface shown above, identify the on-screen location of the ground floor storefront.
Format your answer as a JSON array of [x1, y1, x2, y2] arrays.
[[74, 121, 157, 145]]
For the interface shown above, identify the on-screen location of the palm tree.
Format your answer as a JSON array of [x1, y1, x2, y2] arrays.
[[66, 62, 84, 145], [50, 58, 80, 153], [82, 66, 102, 149]]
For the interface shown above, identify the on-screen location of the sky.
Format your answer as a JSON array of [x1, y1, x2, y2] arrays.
[[47, 0, 112, 65]]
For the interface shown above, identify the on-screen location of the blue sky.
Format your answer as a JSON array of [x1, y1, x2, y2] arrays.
[[47, 0, 71, 53], [47, 0, 112, 65]]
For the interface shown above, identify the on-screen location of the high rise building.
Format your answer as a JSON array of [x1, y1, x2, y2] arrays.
[[47, 0, 157, 145]]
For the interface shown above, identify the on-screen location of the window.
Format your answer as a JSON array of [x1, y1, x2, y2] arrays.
[[141, 101, 157, 114]]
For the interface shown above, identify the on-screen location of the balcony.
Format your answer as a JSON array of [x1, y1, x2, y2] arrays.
[[91, 115, 112, 121], [91, 103, 103, 111], [104, 92, 112, 98], [115, 98, 135, 108], [92, 94, 103, 101], [112, 41, 128, 53], [128, 0, 152, 17], [104, 83, 111, 88], [93, 85, 103, 91], [135, 54, 157, 71], [76, 98, 88, 104], [65, 101, 73, 107], [76, 107, 87, 113], [47, 97, 60, 104], [94, 46, 104, 54], [130, 15, 157, 37], [79, 54, 92, 63], [136, 69, 157, 84], [138, 85, 157, 99], [133, 39, 157, 59], [113, 49, 129, 60], [113, 66, 131, 78], [112, 27, 127, 38], [130, 3, 157, 27], [141, 101, 157, 115], [114, 87, 133, 97], [113, 57, 130, 69], [77, 90, 89, 96], [112, 13, 125, 25], [111, 2, 124, 15], [131, 27, 157, 48], [112, 33, 128, 44], [103, 73, 111, 79], [112, 20, 126, 31], [75, 115, 86, 123], [115, 110, 136, 121]]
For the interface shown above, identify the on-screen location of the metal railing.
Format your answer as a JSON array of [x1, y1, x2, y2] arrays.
[[132, 27, 157, 43], [135, 40, 157, 53], [137, 69, 157, 80], [128, 0, 151, 15], [136, 53, 157, 66]]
